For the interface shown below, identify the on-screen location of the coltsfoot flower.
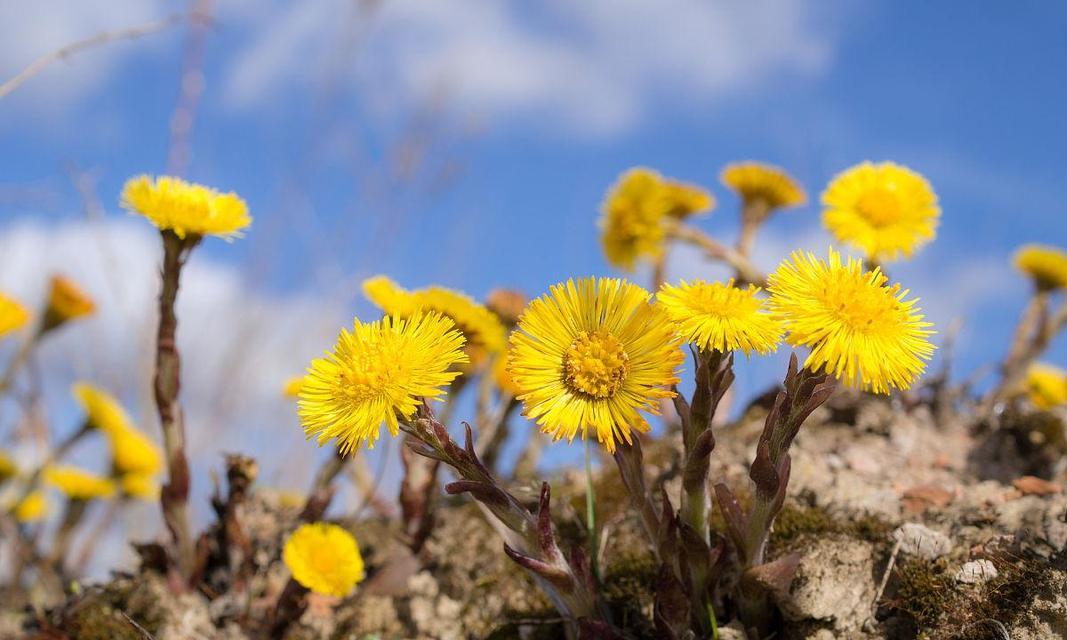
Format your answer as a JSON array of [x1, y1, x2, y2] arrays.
[[508, 277, 683, 452], [767, 248, 935, 394], [12, 491, 47, 523], [0, 293, 30, 339], [283, 522, 365, 597], [109, 425, 164, 476], [121, 175, 251, 240], [657, 279, 782, 355], [72, 382, 135, 434], [822, 162, 939, 263], [599, 168, 713, 271], [43, 275, 95, 330], [720, 162, 807, 211], [1014, 244, 1067, 291], [363, 276, 507, 369], [118, 473, 160, 500], [1024, 363, 1067, 409], [299, 313, 468, 453], [44, 466, 115, 501]]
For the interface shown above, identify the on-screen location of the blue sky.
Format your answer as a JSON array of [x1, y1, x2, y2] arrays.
[[1, 1, 1065, 499]]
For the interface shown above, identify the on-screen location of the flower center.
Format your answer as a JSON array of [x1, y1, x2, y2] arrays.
[[819, 277, 899, 335], [563, 329, 630, 399], [855, 187, 901, 227], [341, 345, 408, 401]]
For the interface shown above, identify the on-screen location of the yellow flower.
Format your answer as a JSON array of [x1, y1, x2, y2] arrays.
[[299, 313, 468, 454], [662, 180, 714, 219], [492, 353, 521, 397], [657, 279, 782, 355], [119, 473, 159, 500], [108, 426, 163, 476], [822, 161, 939, 263], [283, 376, 305, 398], [283, 522, 365, 597], [0, 293, 31, 339], [43, 275, 95, 329], [508, 277, 683, 452], [0, 450, 16, 483], [72, 382, 134, 435], [121, 175, 251, 240], [599, 168, 672, 270], [44, 465, 115, 501], [767, 248, 935, 394], [720, 162, 807, 211], [362, 276, 507, 368], [13, 491, 47, 523], [1014, 244, 1067, 291], [1024, 363, 1067, 409]]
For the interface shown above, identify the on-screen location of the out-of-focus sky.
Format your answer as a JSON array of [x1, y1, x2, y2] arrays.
[[1, 0, 1065, 540]]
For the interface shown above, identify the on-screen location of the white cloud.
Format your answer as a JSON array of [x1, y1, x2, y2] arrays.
[[223, 0, 839, 134]]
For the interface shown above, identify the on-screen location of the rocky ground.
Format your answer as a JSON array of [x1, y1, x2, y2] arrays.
[[3, 386, 1065, 639]]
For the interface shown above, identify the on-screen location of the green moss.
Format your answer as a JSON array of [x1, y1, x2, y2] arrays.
[[892, 558, 955, 629], [769, 503, 892, 549]]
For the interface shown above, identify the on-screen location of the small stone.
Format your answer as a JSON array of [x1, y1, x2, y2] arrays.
[[892, 523, 953, 560], [1013, 476, 1062, 496], [901, 484, 954, 514], [955, 559, 998, 584]]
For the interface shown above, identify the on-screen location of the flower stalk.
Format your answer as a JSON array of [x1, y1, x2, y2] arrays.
[[154, 229, 197, 584], [401, 405, 602, 631], [715, 353, 834, 633]]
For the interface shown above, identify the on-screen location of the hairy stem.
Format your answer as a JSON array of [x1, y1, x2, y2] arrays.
[[154, 230, 196, 584]]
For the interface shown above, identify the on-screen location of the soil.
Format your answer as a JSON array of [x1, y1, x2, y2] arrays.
[[5, 389, 1066, 639]]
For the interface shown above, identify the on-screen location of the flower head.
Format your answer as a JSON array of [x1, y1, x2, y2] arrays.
[[283, 522, 365, 597], [299, 313, 468, 454], [108, 426, 163, 476], [119, 473, 160, 500], [43, 275, 95, 330], [1024, 363, 1067, 409], [1014, 244, 1067, 291], [657, 279, 782, 355], [121, 175, 251, 240], [0, 293, 30, 339], [362, 276, 507, 369], [12, 491, 47, 523], [44, 465, 115, 501], [508, 277, 683, 452], [599, 168, 711, 271], [720, 162, 807, 211], [767, 248, 935, 393], [72, 383, 134, 435], [822, 162, 939, 263]]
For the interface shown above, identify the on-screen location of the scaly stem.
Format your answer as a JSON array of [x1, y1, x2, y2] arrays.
[[585, 438, 598, 581], [154, 230, 196, 584]]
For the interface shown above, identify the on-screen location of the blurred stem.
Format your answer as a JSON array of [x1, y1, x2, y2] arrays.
[[990, 290, 1051, 405], [669, 224, 765, 287], [71, 497, 125, 575], [48, 498, 89, 571], [11, 421, 92, 508], [585, 438, 598, 582], [154, 230, 197, 585], [735, 199, 770, 262], [612, 439, 662, 563], [0, 330, 38, 396]]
